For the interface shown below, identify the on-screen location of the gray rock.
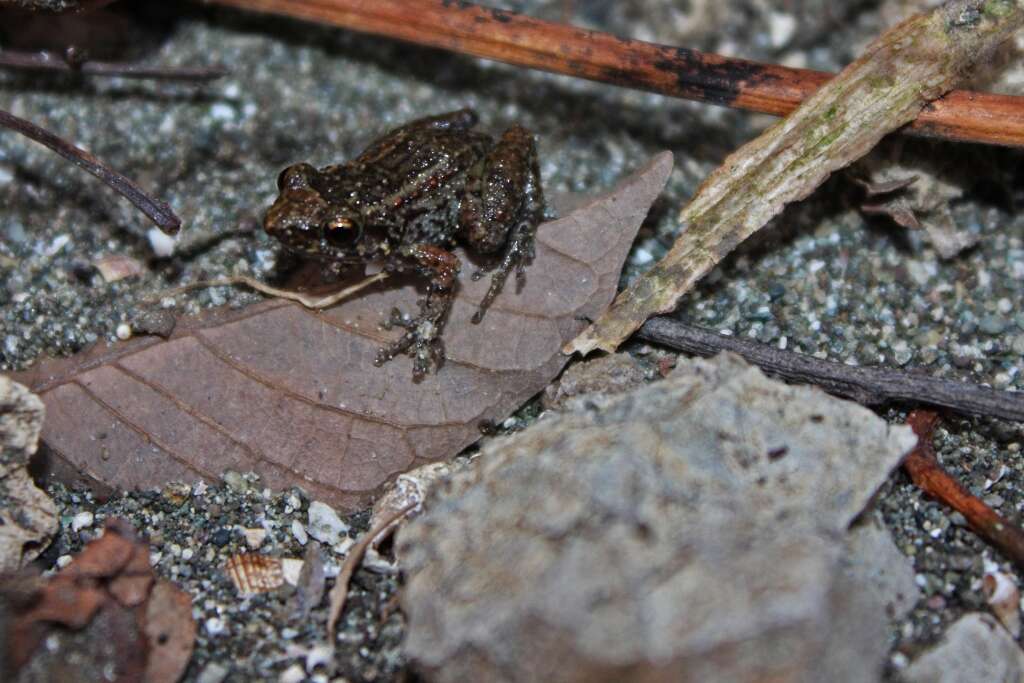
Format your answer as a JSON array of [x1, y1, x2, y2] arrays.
[[398, 353, 916, 683], [542, 353, 649, 411], [902, 613, 1024, 683], [0, 376, 57, 573]]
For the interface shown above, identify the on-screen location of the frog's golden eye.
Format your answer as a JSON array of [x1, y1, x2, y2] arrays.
[[325, 215, 363, 247], [326, 217, 354, 231]]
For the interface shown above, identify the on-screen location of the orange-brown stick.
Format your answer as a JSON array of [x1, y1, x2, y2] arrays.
[[904, 411, 1024, 570], [205, 0, 1024, 148]]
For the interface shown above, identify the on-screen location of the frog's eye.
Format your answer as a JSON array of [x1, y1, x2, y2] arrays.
[[277, 163, 316, 191], [325, 216, 363, 246]]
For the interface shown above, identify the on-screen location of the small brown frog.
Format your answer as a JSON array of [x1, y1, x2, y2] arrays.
[[264, 108, 544, 379]]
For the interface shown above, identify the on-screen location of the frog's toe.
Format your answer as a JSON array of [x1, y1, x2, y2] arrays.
[[375, 316, 446, 378], [380, 307, 415, 331]]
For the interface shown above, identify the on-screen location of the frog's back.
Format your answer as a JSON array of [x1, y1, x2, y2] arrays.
[[324, 128, 491, 243]]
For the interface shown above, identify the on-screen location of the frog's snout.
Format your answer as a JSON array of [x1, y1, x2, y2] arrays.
[[263, 188, 328, 255]]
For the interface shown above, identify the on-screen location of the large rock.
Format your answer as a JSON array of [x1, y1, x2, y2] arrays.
[[902, 613, 1024, 683], [398, 353, 917, 683]]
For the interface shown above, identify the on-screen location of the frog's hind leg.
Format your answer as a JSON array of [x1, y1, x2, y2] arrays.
[[459, 124, 544, 324], [374, 244, 461, 379]]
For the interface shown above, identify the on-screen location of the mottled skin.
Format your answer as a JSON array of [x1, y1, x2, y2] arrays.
[[263, 109, 544, 379]]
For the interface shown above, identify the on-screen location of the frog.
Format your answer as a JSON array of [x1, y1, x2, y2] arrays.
[[263, 108, 544, 380]]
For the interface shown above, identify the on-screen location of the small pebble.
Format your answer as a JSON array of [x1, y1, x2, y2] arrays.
[[279, 664, 305, 683], [222, 471, 248, 492], [205, 617, 226, 636], [307, 501, 349, 547], [71, 511, 94, 532], [292, 519, 309, 546], [196, 663, 230, 683], [210, 528, 232, 547], [978, 315, 1007, 336], [133, 309, 177, 338], [115, 323, 132, 340]]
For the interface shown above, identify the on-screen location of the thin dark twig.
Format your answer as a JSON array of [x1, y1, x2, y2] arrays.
[[0, 49, 228, 82], [326, 502, 415, 640], [904, 411, 1024, 571], [637, 317, 1024, 423], [0, 108, 180, 234]]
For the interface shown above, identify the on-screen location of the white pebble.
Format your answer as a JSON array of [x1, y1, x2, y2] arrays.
[[210, 103, 236, 122], [242, 527, 267, 549], [147, 227, 178, 257], [116, 323, 132, 340], [307, 501, 349, 547], [292, 519, 308, 545], [279, 664, 305, 683], [204, 617, 226, 636], [56, 554, 73, 569], [769, 12, 797, 47], [71, 511, 94, 532], [280, 558, 304, 587]]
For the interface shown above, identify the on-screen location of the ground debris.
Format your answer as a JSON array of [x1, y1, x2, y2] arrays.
[[398, 352, 916, 683], [541, 352, 650, 412], [0, 377, 57, 573], [0, 518, 196, 683]]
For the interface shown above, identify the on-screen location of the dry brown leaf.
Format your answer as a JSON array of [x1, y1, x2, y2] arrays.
[[0, 377, 57, 573], [14, 153, 671, 511], [1, 518, 195, 683]]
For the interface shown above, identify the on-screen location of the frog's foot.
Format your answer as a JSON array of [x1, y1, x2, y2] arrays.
[[375, 306, 446, 379], [471, 222, 536, 324]]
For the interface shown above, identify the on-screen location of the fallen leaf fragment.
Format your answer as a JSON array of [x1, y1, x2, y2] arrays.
[[14, 153, 672, 511], [854, 141, 978, 258], [566, 0, 1024, 355], [0, 518, 195, 683], [0, 377, 57, 573], [290, 542, 327, 621], [95, 254, 145, 283]]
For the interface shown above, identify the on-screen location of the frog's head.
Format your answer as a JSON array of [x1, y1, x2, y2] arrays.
[[264, 163, 365, 261]]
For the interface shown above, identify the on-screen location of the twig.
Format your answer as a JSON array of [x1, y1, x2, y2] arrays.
[[326, 503, 414, 640], [0, 108, 181, 234], [205, 0, 1024, 148], [0, 49, 228, 82], [636, 317, 1024, 423], [152, 272, 388, 308], [567, 0, 1024, 356], [904, 411, 1024, 571]]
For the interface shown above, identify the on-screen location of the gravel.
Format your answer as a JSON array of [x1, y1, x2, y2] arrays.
[[5, 0, 1024, 680]]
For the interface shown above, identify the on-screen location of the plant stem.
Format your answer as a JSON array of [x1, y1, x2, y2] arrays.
[[0, 109, 181, 234], [203, 0, 1024, 148]]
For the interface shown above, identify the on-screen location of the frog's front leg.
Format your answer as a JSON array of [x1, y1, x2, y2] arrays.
[[458, 124, 544, 323], [374, 244, 461, 379]]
